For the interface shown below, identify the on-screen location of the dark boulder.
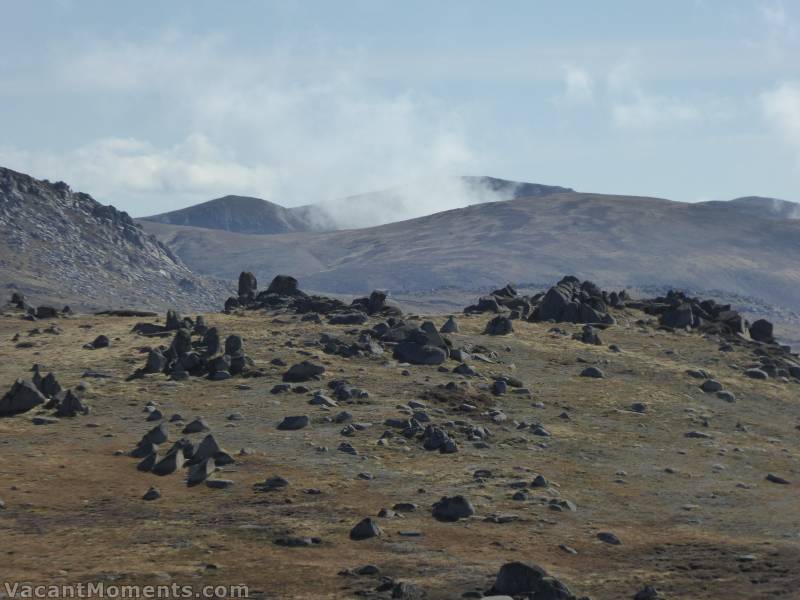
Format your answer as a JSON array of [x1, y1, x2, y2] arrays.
[[54, 390, 89, 417], [394, 342, 447, 366], [749, 319, 774, 343], [491, 561, 576, 599], [0, 380, 47, 416], [349, 517, 383, 540], [165, 309, 182, 331], [283, 361, 325, 382], [484, 315, 513, 336], [431, 495, 475, 522], [238, 271, 258, 303], [660, 303, 694, 329], [266, 275, 301, 296]]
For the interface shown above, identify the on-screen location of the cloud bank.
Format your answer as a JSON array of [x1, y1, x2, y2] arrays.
[[0, 33, 486, 217]]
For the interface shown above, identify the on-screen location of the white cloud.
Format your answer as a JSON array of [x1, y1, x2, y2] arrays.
[[558, 65, 594, 105], [612, 92, 701, 130], [0, 33, 487, 217], [760, 81, 800, 156]]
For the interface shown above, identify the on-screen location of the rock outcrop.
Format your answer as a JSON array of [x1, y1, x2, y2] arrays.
[[0, 167, 228, 312]]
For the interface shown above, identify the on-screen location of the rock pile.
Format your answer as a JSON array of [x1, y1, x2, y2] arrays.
[[130, 420, 234, 489], [1, 366, 89, 418], [465, 277, 625, 325], [223, 272, 402, 324], [531, 276, 624, 324], [631, 290, 750, 336], [464, 283, 536, 319], [4, 292, 71, 321], [130, 311, 257, 381]]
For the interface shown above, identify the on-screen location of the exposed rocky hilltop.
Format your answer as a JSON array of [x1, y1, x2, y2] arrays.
[[0, 167, 229, 311]]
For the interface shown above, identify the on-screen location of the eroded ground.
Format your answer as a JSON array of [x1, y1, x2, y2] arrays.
[[1, 307, 799, 599]]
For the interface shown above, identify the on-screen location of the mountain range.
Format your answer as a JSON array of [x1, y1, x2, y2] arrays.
[[3, 165, 799, 342], [140, 176, 574, 233]]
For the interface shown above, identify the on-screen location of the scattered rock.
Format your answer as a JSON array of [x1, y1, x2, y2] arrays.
[[432, 495, 475, 522], [349, 518, 383, 540]]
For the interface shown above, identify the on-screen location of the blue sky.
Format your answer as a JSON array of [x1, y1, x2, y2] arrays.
[[1, 0, 798, 216]]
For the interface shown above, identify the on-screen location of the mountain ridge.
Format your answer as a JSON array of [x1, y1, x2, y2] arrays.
[[0, 166, 229, 312]]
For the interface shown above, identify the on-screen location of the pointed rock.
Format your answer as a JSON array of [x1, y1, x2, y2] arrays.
[[349, 517, 383, 540]]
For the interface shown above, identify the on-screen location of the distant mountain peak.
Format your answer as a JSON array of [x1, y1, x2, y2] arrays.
[[699, 195, 799, 220], [140, 175, 573, 235]]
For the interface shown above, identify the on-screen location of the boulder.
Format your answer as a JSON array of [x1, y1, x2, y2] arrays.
[[431, 495, 475, 522], [54, 390, 89, 417], [491, 562, 576, 599], [238, 271, 258, 302], [749, 319, 775, 343], [0, 380, 46, 416], [440, 316, 459, 334], [165, 309, 182, 331], [283, 361, 325, 382], [277, 415, 310, 431], [394, 342, 447, 366], [484, 315, 514, 335], [660, 303, 694, 329], [349, 517, 383, 541], [266, 275, 301, 296]]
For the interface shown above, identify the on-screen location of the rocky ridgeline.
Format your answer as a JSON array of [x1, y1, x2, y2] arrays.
[[0, 364, 89, 420], [129, 309, 257, 381], [0, 166, 227, 311]]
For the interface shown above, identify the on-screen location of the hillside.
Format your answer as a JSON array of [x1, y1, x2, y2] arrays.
[[139, 176, 574, 233], [699, 196, 800, 220], [141, 191, 800, 322], [1, 293, 798, 598], [0, 167, 229, 312], [140, 194, 315, 234]]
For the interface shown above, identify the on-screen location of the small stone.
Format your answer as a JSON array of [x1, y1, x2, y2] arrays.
[[142, 486, 161, 501], [580, 367, 604, 378], [597, 532, 621, 545], [206, 479, 234, 489], [277, 415, 310, 430], [182, 418, 210, 434], [766, 473, 790, 485], [700, 379, 723, 393]]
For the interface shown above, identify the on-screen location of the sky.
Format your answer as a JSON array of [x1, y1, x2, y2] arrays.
[[0, 0, 799, 217]]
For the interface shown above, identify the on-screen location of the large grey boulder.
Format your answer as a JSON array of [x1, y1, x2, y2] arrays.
[[431, 495, 475, 521], [283, 361, 325, 382], [660, 303, 694, 329], [393, 342, 447, 366]]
